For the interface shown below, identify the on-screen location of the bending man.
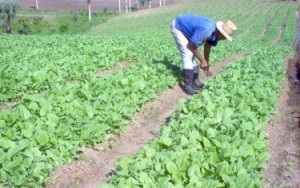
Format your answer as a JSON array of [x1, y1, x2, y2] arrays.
[[170, 14, 237, 95]]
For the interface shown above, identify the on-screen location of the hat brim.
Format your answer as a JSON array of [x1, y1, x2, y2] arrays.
[[216, 21, 233, 42]]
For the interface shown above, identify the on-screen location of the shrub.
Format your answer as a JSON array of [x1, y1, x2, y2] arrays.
[[14, 17, 32, 34], [59, 22, 69, 33]]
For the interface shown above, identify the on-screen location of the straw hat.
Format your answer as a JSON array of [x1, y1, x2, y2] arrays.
[[216, 20, 237, 42]]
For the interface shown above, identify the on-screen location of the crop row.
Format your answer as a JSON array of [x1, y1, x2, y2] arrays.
[[1, 37, 245, 187], [0, 57, 182, 186], [0, 35, 145, 104], [88, 0, 280, 36], [1, 32, 244, 105], [104, 46, 289, 188], [1, 0, 291, 105], [260, 3, 291, 44]]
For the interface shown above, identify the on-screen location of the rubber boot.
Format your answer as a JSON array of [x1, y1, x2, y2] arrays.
[[183, 69, 197, 95], [193, 66, 204, 90]]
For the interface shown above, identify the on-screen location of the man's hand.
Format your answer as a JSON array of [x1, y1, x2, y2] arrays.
[[200, 64, 209, 72], [200, 64, 212, 77], [200, 58, 209, 72]]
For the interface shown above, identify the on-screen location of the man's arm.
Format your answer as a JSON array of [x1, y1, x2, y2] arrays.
[[187, 42, 208, 68], [204, 43, 211, 65]]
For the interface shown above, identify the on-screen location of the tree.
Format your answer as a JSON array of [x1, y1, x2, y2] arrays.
[[0, 0, 19, 33], [87, 0, 91, 21]]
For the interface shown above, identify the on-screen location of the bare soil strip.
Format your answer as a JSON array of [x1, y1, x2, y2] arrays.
[[45, 52, 245, 188], [263, 55, 300, 187], [0, 101, 19, 110]]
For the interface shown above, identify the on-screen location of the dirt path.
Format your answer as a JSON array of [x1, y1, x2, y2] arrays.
[[263, 54, 300, 188], [45, 52, 245, 188]]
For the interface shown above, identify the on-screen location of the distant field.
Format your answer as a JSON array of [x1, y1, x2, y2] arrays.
[[14, 0, 178, 11]]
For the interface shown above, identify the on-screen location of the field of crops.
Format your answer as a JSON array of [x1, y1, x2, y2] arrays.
[[0, 0, 298, 187]]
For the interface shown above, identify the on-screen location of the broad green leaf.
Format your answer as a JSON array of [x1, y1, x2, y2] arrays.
[[188, 164, 200, 178], [257, 151, 270, 161], [216, 161, 229, 175], [0, 138, 12, 149], [7, 141, 28, 158], [203, 137, 211, 148], [207, 128, 216, 138], [19, 105, 32, 120], [21, 129, 33, 139], [145, 148, 155, 158], [0, 119, 5, 128], [28, 101, 39, 111], [160, 137, 172, 147], [36, 131, 49, 145], [47, 113, 59, 124], [166, 161, 177, 174]]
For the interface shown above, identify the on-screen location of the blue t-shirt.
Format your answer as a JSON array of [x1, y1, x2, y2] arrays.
[[175, 14, 218, 48]]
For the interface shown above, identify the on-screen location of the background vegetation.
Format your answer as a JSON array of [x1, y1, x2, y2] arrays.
[[0, 8, 116, 35]]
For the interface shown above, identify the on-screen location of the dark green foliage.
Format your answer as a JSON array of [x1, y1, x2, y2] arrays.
[[58, 22, 69, 33], [14, 17, 32, 34]]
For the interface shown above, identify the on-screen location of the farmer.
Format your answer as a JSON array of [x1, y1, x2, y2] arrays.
[[170, 14, 237, 95]]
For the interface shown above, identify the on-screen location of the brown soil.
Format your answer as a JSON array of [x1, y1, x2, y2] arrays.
[[263, 53, 300, 188], [45, 53, 245, 188], [0, 101, 19, 110]]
